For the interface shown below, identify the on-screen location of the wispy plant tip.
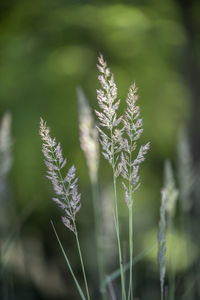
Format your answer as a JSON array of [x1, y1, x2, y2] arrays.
[[39, 118, 81, 234]]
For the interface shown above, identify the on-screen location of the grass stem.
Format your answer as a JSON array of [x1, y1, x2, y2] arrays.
[[74, 230, 91, 300], [51, 221, 86, 300], [113, 174, 126, 300], [128, 206, 133, 300]]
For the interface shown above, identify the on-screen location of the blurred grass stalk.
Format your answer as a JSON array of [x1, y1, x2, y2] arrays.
[[158, 190, 167, 300], [0, 113, 13, 263], [158, 128, 199, 300], [0, 112, 12, 230], [0, 112, 13, 299], [177, 128, 194, 259], [177, 128, 199, 298], [177, 128, 194, 214], [77, 87, 106, 299], [164, 160, 178, 300]]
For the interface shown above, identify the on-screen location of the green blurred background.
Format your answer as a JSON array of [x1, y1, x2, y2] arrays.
[[0, 0, 200, 299]]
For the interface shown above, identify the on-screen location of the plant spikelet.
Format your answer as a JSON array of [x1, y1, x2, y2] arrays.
[[39, 118, 81, 234], [120, 83, 150, 207], [96, 54, 122, 172]]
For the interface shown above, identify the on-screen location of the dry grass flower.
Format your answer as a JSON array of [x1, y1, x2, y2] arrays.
[[120, 82, 150, 207], [95, 54, 122, 174], [39, 118, 81, 234]]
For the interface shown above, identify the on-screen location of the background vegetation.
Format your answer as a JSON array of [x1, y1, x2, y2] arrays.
[[0, 0, 200, 299]]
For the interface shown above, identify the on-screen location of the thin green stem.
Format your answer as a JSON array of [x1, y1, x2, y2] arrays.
[[128, 206, 133, 300], [113, 174, 126, 300], [128, 132, 134, 300], [160, 278, 165, 300], [110, 125, 126, 300], [51, 221, 86, 300], [75, 230, 91, 300], [161, 287, 164, 300]]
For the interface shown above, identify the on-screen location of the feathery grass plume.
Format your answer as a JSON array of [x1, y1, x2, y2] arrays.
[[177, 128, 194, 212], [164, 160, 179, 219], [77, 86, 99, 184], [39, 118, 81, 233], [158, 190, 167, 300], [163, 160, 178, 300], [120, 82, 150, 206], [120, 83, 150, 300], [39, 118, 91, 300], [95, 53, 122, 173], [95, 54, 126, 300]]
